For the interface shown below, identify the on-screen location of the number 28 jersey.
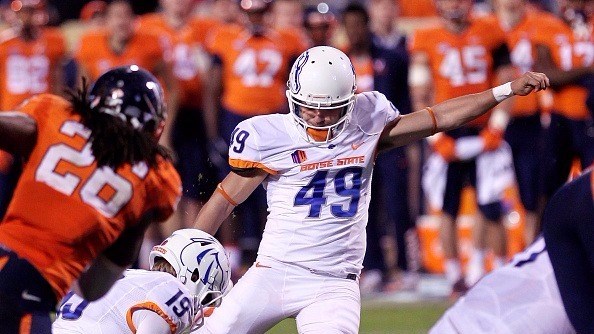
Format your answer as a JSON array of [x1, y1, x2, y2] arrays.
[[0, 94, 181, 299], [228, 92, 399, 277], [52, 270, 195, 333]]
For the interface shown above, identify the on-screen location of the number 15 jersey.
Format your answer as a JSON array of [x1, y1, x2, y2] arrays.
[[228, 92, 399, 277]]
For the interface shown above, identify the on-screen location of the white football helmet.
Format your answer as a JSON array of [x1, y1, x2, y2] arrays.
[[149, 229, 231, 306], [286, 46, 357, 142]]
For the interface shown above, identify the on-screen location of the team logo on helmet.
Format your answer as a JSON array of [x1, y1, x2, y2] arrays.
[[291, 51, 309, 94]]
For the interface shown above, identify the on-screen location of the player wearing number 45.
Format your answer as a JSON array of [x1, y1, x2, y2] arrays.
[[52, 229, 232, 334], [192, 45, 549, 334], [0, 65, 181, 333]]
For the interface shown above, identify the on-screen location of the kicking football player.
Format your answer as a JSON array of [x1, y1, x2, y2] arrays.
[[430, 235, 575, 334], [543, 169, 594, 333], [0, 66, 181, 333], [52, 229, 231, 334], [193, 46, 549, 333]]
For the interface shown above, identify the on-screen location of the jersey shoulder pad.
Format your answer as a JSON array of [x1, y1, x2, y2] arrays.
[[131, 274, 193, 332], [351, 91, 400, 135], [228, 114, 289, 174]]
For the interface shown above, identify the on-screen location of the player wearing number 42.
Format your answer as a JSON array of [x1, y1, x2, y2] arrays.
[[0, 65, 181, 334], [52, 229, 232, 334], [192, 46, 549, 334]]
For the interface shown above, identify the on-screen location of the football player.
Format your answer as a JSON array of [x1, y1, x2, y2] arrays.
[[0, 65, 181, 333], [52, 229, 231, 334], [137, 0, 220, 231], [533, 0, 594, 208], [192, 46, 548, 333], [430, 235, 575, 334], [409, 0, 517, 291], [543, 168, 594, 333], [0, 0, 67, 218]]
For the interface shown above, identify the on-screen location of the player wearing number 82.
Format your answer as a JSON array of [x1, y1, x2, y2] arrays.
[[0, 65, 181, 334], [193, 46, 549, 334]]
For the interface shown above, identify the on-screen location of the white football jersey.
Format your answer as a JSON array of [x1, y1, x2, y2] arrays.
[[430, 237, 575, 334], [228, 91, 399, 277], [52, 270, 195, 334]]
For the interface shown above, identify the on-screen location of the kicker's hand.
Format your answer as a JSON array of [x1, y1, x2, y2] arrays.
[[511, 71, 550, 96]]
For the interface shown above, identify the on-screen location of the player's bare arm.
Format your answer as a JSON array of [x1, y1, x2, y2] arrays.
[[194, 169, 268, 235], [0, 112, 37, 157], [534, 44, 593, 88], [381, 71, 550, 148]]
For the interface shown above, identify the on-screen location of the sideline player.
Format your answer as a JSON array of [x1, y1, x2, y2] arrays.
[[52, 229, 231, 334], [192, 46, 549, 333], [0, 66, 181, 333], [430, 235, 575, 334]]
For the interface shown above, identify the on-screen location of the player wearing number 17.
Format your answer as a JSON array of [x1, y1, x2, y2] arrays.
[[193, 46, 550, 334], [0, 65, 181, 333]]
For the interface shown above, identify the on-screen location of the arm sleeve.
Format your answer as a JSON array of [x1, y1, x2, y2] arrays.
[[542, 172, 594, 333]]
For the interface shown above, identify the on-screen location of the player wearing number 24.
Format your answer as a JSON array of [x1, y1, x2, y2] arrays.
[[0, 65, 181, 334], [192, 46, 550, 334]]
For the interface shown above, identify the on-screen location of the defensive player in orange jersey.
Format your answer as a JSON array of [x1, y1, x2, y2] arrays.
[[138, 0, 220, 232], [492, 0, 560, 245], [409, 0, 517, 293], [204, 0, 306, 271], [0, 0, 67, 228], [532, 0, 594, 209], [0, 66, 181, 333]]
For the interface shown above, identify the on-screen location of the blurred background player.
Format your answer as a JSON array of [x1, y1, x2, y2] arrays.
[[137, 0, 219, 235], [0, 0, 66, 219], [302, 5, 335, 47], [492, 0, 558, 245], [53, 229, 232, 334], [341, 2, 416, 292], [543, 168, 594, 333], [409, 0, 517, 292], [74, 0, 178, 268], [203, 0, 306, 276], [533, 0, 594, 209], [430, 235, 575, 334], [0, 66, 180, 333]]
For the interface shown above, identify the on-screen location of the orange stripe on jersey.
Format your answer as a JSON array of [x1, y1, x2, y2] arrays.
[[19, 314, 32, 334], [126, 301, 177, 334], [229, 158, 277, 175], [591, 170, 594, 200], [0, 255, 8, 271]]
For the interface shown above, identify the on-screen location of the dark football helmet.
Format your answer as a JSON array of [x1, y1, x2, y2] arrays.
[[88, 65, 166, 137]]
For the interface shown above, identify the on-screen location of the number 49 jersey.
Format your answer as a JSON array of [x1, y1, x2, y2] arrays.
[[228, 91, 399, 277], [52, 270, 195, 334]]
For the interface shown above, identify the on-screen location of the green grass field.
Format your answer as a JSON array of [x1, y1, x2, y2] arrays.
[[265, 300, 452, 334]]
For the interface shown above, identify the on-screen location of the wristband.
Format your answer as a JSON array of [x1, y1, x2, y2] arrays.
[[492, 82, 513, 102]]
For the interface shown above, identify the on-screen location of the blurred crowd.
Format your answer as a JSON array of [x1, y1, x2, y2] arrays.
[[0, 0, 591, 298]]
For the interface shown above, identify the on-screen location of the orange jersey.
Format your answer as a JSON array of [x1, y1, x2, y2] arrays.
[[0, 94, 181, 299], [350, 55, 374, 93], [138, 14, 219, 109], [75, 28, 170, 82], [207, 24, 307, 116], [533, 16, 592, 120], [497, 11, 558, 117], [409, 17, 508, 127], [0, 28, 65, 110]]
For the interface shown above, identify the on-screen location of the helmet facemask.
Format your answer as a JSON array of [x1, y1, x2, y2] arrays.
[[287, 91, 355, 143], [286, 46, 357, 143]]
